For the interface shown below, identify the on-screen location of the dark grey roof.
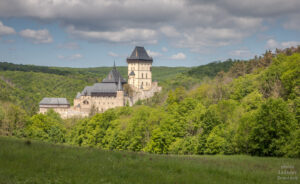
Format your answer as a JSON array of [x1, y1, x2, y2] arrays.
[[102, 67, 126, 84], [39, 98, 70, 105], [127, 46, 153, 61], [129, 71, 135, 76], [81, 83, 120, 95]]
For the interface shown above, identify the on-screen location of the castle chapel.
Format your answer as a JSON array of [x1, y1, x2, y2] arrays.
[[39, 46, 161, 118]]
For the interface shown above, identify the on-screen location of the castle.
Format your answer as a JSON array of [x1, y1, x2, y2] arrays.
[[39, 46, 162, 118]]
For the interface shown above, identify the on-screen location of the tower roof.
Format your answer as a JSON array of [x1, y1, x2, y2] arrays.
[[127, 46, 153, 62], [102, 63, 126, 84]]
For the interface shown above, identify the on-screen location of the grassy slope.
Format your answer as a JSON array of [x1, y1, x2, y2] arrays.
[[1, 137, 299, 184]]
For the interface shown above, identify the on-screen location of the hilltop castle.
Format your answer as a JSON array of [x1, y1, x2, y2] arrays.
[[39, 46, 162, 118]]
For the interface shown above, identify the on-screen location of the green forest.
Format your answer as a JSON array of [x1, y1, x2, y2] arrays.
[[0, 47, 299, 158]]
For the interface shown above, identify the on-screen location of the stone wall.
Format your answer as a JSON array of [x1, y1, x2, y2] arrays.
[[73, 91, 124, 113], [127, 81, 162, 105], [39, 106, 87, 119]]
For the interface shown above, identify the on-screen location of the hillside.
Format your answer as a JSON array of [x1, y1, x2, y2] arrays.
[[0, 60, 230, 115], [0, 63, 190, 114], [187, 59, 235, 79], [1, 137, 299, 184], [0, 48, 299, 158]]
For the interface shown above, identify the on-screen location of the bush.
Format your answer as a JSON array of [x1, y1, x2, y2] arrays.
[[248, 98, 297, 156], [24, 110, 66, 143]]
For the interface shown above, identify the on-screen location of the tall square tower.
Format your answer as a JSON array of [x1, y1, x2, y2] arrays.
[[127, 46, 153, 90]]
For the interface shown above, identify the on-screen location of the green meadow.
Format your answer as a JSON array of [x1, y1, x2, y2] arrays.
[[0, 137, 299, 184]]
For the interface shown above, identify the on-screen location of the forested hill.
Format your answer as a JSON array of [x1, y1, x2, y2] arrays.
[[0, 60, 232, 114], [187, 59, 235, 78], [1, 47, 299, 158]]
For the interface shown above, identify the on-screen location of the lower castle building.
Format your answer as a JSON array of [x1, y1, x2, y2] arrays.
[[39, 46, 161, 118]]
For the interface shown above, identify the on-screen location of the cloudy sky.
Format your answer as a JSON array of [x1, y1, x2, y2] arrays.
[[0, 0, 299, 67]]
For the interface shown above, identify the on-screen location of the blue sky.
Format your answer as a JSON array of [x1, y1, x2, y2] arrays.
[[0, 0, 299, 68]]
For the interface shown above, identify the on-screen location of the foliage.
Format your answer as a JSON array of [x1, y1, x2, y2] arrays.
[[1, 48, 300, 158], [0, 102, 27, 136], [247, 98, 296, 156], [187, 59, 235, 78], [24, 110, 66, 143]]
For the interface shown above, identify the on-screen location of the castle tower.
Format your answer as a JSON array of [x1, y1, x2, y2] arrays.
[[127, 46, 153, 90], [116, 76, 124, 106]]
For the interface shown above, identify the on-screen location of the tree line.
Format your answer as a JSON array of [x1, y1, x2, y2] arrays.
[[0, 47, 299, 158]]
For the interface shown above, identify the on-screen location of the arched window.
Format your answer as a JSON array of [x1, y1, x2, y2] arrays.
[[142, 73, 143, 78], [146, 73, 147, 78], [83, 100, 89, 105]]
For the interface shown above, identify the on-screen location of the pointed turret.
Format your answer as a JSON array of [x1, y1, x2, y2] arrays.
[[102, 61, 126, 84], [117, 76, 122, 91]]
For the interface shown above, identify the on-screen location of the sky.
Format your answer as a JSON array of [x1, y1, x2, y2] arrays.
[[0, 0, 299, 68]]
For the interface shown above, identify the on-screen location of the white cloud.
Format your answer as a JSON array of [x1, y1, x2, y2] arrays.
[[266, 39, 279, 49], [57, 55, 65, 59], [175, 27, 252, 53], [266, 39, 300, 50], [284, 16, 300, 31], [229, 49, 252, 58], [58, 53, 83, 60], [0, 0, 299, 53], [0, 39, 15, 44], [70, 54, 83, 60], [58, 42, 79, 50], [19, 29, 53, 44], [67, 26, 157, 44], [281, 41, 300, 48], [0, 21, 16, 36], [171, 52, 186, 60], [108, 52, 118, 57], [160, 26, 180, 37], [147, 50, 161, 57], [162, 47, 168, 52]]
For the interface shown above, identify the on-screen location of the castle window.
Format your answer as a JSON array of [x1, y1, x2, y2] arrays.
[[83, 100, 89, 105], [146, 73, 147, 78], [142, 73, 143, 78]]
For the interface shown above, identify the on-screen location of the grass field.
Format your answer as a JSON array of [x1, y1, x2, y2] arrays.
[[0, 137, 299, 184]]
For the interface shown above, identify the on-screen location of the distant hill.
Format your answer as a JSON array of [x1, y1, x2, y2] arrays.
[[187, 59, 236, 79], [0, 59, 259, 115], [0, 62, 191, 114]]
